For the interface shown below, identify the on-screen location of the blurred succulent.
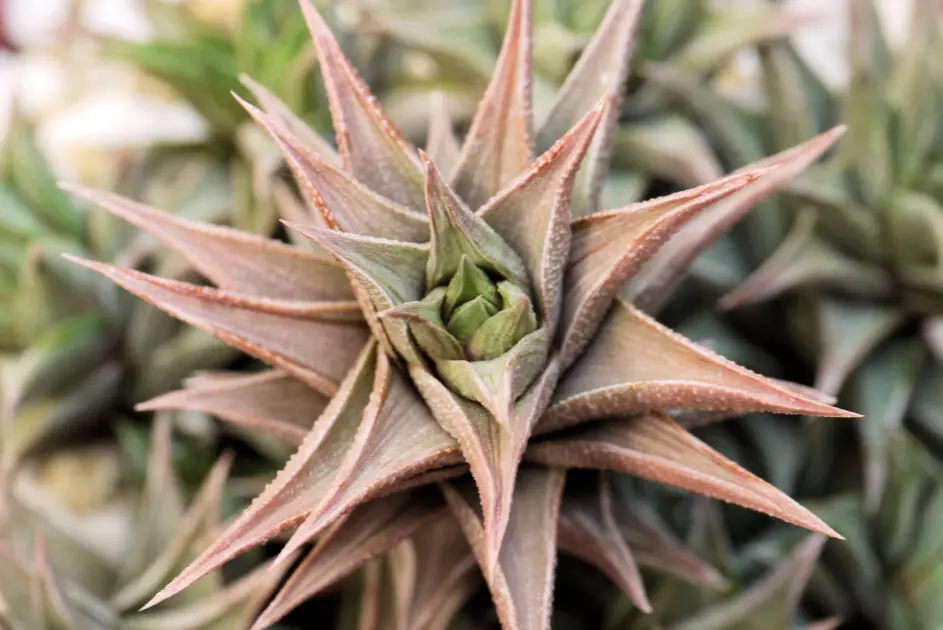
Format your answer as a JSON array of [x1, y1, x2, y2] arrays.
[[810, 434, 943, 629], [0, 417, 288, 629], [607, 497, 840, 630], [711, 0, 943, 508], [65, 0, 855, 627], [0, 111, 256, 475]]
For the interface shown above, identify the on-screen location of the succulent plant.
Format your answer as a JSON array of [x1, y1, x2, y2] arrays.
[[65, 0, 856, 626], [708, 0, 943, 509], [0, 417, 288, 629]]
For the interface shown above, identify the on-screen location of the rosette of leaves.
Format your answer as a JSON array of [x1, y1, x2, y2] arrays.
[[808, 434, 943, 629], [711, 0, 943, 509], [0, 418, 288, 630], [65, 0, 855, 627], [0, 116, 260, 474]]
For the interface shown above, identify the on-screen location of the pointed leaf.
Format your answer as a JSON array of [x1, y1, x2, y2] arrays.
[[240, 74, 340, 166], [537, 0, 643, 214], [814, 299, 904, 396], [542, 300, 856, 434], [625, 127, 847, 314], [411, 358, 560, 573], [288, 223, 429, 363], [139, 370, 330, 446], [68, 257, 368, 396], [426, 91, 461, 175], [452, 0, 533, 209], [559, 167, 762, 367], [527, 413, 840, 538], [62, 184, 354, 302], [672, 535, 826, 630], [557, 478, 651, 612], [441, 466, 564, 630], [423, 154, 529, 289], [252, 490, 447, 629], [466, 287, 537, 361], [146, 344, 459, 608], [447, 296, 499, 343], [239, 97, 429, 242], [479, 101, 607, 330], [300, 0, 425, 208], [444, 255, 500, 317], [719, 213, 891, 310], [380, 289, 465, 361]]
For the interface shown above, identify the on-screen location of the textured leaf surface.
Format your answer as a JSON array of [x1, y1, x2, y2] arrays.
[[542, 300, 856, 433], [452, 0, 533, 209], [625, 127, 846, 313], [63, 184, 354, 302], [442, 466, 563, 630], [527, 413, 839, 538], [68, 257, 367, 396], [252, 490, 446, 629], [300, 0, 425, 208], [140, 371, 329, 446], [145, 345, 459, 608], [537, 0, 643, 214], [479, 101, 606, 331], [559, 167, 762, 367], [426, 91, 461, 175], [240, 98, 429, 242]]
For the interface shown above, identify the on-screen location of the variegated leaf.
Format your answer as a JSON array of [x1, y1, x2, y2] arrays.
[[559, 166, 763, 368], [527, 413, 840, 538], [300, 0, 425, 208], [67, 257, 367, 396], [139, 371, 329, 447], [479, 100, 607, 331], [452, 0, 533, 209], [240, 97, 429, 242], [62, 184, 354, 302], [537, 0, 643, 215], [441, 466, 564, 630], [542, 300, 856, 434]]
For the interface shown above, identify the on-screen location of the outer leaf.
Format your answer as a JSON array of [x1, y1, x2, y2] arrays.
[[671, 535, 826, 630], [851, 339, 925, 511], [527, 413, 840, 538], [625, 127, 847, 314], [479, 100, 607, 331], [252, 490, 447, 629], [67, 257, 368, 396], [139, 370, 329, 446], [146, 344, 459, 609], [441, 466, 564, 630], [814, 299, 904, 396], [719, 213, 890, 310], [239, 98, 429, 242], [240, 74, 340, 166], [426, 91, 461, 175], [541, 300, 856, 434], [451, 0, 534, 209], [557, 477, 651, 612], [300, 0, 425, 208], [62, 184, 353, 302], [423, 154, 529, 289], [537, 0, 643, 214], [559, 166, 762, 368]]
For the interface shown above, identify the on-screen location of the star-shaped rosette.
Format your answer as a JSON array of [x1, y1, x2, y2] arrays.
[[63, 0, 855, 627]]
